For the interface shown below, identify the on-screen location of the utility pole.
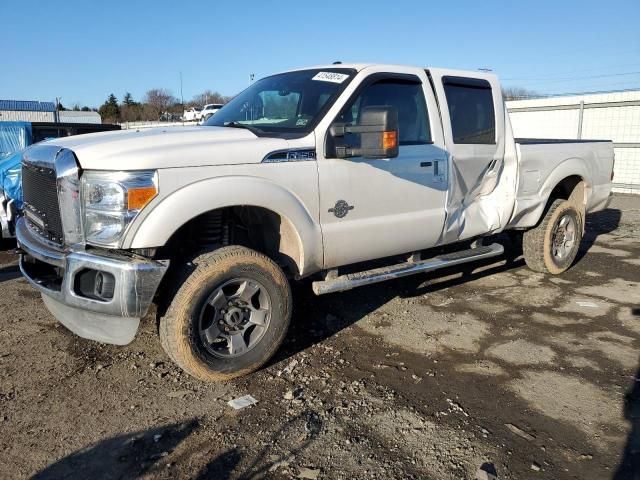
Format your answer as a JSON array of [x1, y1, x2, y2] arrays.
[[179, 71, 184, 106], [179, 72, 185, 123], [55, 97, 61, 123]]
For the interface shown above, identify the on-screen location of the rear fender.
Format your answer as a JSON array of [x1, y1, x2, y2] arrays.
[[510, 157, 590, 228]]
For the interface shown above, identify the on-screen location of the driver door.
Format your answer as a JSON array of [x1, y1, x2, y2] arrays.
[[317, 72, 448, 269]]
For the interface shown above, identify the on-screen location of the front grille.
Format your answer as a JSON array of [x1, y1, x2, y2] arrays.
[[22, 163, 64, 244]]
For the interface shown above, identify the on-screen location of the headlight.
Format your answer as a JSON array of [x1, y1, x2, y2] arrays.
[[81, 170, 157, 246]]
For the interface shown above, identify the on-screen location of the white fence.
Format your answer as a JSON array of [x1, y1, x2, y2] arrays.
[[507, 90, 640, 194]]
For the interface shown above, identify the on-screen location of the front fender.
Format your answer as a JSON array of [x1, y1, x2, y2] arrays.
[[123, 175, 323, 276]]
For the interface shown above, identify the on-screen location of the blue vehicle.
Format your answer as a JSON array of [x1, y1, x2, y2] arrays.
[[0, 121, 120, 239]]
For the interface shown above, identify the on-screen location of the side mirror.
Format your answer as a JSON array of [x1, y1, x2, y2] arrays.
[[330, 106, 399, 159]]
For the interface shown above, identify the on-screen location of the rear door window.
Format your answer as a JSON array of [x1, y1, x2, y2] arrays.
[[443, 77, 495, 144]]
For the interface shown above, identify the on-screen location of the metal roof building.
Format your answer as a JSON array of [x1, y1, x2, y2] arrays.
[[58, 110, 102, 124], [0, 100, 57, 122]]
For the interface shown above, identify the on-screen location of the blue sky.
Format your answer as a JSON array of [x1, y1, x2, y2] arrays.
[[2, 0, 638, 107]]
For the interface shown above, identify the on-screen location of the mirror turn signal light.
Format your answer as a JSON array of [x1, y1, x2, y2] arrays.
[[382, 131, 398, 150], [128, 186, 158, 210]]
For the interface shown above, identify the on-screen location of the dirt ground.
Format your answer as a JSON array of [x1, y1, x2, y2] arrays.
[[1, 194, 639, 480]]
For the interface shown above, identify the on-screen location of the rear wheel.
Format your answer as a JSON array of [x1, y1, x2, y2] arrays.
[[522, 199, 582, 274], [159, 246, 292, 381]]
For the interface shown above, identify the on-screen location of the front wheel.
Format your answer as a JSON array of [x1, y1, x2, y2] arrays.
[[159, 246, 292, 381], [522, 199, 583, 274]]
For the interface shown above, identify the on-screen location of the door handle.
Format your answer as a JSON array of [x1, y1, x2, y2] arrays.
[[433, 159, 446, 180], [421, 159, 446, 172]]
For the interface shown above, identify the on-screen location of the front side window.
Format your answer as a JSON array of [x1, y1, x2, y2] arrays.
[[336, 78, 431, 146], [205, 68, 355, 136], [443, 77, 495, 144]]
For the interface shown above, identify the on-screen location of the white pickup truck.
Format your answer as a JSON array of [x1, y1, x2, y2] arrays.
[[182, 107, 202, 122], [16, 64, 613, 381], [200, 103, 224, 122]]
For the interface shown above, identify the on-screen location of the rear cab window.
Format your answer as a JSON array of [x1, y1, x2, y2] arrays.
[[442, 76, 495, 144]]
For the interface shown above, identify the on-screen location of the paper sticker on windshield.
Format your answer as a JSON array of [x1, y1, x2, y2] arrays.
[[312, 72, 349, 84]]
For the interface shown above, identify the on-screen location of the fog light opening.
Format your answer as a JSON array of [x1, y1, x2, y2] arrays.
[[95, 271, 115, 300], [74, 269, 115, 301]]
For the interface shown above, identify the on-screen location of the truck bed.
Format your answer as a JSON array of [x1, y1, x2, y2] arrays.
[[515, 138, 611, 144], [508, 138, 614, 228]]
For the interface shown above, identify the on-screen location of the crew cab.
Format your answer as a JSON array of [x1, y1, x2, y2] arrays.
[[16, 64, 613, 381]]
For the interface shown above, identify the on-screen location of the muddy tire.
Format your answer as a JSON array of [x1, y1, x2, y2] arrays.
[[159, 246, 292, 381], [522, 199, 583, 274]]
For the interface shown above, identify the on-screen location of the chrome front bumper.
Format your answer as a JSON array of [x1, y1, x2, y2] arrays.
[[16, 218, 168, 345]]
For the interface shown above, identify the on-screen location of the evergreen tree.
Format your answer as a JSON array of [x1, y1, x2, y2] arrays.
[[123, 92, 136, 106], [98, 93, 120, 121]]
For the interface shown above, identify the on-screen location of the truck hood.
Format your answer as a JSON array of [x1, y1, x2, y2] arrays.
[[44, 126, 292, 170]]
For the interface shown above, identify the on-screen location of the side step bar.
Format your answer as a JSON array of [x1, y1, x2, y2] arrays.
[[312, 243, 504, 295]]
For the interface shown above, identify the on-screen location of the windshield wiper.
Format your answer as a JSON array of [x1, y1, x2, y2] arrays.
[[223, 121, 262, 136]]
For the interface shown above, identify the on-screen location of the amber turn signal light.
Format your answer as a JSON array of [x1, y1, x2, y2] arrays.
[[382, 131, 398, 150], [127, 186, 157, 210]]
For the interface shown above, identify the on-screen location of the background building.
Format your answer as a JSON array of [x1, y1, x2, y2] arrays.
[[507, 90, 640, 194], [58, 110, 101, 124], [0, 100, 102, 124], [0, 100, 56, 122]]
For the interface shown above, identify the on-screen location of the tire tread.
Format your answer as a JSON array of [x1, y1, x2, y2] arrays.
[[522, 198, 581, 274], [159, 246, 291, 381]]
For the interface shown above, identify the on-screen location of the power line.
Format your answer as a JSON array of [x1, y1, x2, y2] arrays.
[[510, 71, 640, 86], [504, 47, 640, 67], [502, 62, 640, 81]]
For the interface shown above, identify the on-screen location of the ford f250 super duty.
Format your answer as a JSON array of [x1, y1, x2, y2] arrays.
[[16, 64, 614, 381]]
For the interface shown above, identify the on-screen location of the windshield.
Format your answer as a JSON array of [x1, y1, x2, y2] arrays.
[[204, 68, 355, 135]]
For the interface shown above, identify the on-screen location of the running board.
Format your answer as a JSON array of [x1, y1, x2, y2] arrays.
[[312, 243, 504, 295]]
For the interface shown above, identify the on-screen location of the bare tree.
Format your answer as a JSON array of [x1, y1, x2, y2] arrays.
[[144, 88, 177, 119], [502, 86, 539, 101], [191, 90, 230, 106], [121, 104, 144, 122]]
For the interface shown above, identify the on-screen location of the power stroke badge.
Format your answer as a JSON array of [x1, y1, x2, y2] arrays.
[[328, 200, 354, 218]]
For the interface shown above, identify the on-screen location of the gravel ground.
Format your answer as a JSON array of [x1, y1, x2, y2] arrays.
[[0, 194, 639, 480]]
